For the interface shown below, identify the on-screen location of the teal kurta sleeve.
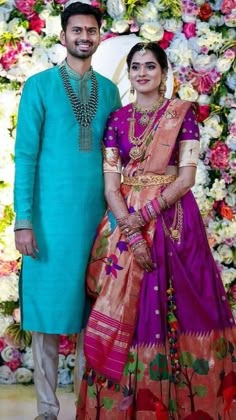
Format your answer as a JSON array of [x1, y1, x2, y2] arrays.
[[14, 76, 45, 228]]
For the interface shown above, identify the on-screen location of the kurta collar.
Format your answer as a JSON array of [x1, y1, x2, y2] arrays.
[[62, 60, 93, 81]]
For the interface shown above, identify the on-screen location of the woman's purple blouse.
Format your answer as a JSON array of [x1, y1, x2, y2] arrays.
[[103, 100, 200, 168]]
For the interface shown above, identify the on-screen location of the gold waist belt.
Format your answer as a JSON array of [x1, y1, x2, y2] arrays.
[[123, 174, 176, 187]]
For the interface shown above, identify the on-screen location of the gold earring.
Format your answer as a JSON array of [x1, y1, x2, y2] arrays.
[[159, 73, 167, 97], [130, 86, 135, 95]]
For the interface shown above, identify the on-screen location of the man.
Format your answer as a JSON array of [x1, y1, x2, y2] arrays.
[[14, 2, 121, 419]]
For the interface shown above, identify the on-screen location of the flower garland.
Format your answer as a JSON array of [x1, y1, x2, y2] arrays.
[[0, 0, 235, 384]]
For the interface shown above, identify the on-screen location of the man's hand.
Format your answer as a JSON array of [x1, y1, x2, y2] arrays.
[[15, 229, 38, 258]]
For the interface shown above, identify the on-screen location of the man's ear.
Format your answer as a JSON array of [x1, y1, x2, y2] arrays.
[[60, 30, 65, 46]]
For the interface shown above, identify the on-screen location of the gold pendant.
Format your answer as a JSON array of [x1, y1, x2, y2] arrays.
[[139, 113, 149, 126], [129, 146, 143, 160], [170, 228, 180, 240]]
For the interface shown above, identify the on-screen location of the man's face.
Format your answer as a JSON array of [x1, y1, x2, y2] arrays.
[[60, 14, 100, 60]]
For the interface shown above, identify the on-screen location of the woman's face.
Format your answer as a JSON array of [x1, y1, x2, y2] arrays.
[[129, 49, 163, 96]]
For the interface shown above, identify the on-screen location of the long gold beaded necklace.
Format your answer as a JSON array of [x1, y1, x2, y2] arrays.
[[129, 98, 164, 160]]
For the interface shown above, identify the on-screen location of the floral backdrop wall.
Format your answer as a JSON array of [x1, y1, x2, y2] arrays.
[[0, 0, 235, 385]]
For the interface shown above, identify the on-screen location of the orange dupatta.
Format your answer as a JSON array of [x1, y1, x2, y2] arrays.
[[84, 99, 192, 381]]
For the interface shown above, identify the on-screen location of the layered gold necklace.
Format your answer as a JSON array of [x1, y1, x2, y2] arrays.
[[133, 96, 164, 126], [129, 97, 164, 161]]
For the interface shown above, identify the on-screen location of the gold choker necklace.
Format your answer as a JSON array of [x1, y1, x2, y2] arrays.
[[133, 96, 164, 126]]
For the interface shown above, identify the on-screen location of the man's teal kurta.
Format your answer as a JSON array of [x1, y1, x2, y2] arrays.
[[14, 64, 121, 334]]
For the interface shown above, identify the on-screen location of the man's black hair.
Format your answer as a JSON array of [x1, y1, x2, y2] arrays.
[[61, 1, 102, 31]]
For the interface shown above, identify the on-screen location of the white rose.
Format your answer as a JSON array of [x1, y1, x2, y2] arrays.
[[219, 93, 234, 109], [22, 348, 34, 369], [225, 192, 236, 208], [106, 0, 126, 20], [152, 0, 166, 11], [41, 15, 61, 38], [221, 267, 236, 287], [167, 34, 192, 67], [216, 55, 235, 73], [7, 18, 27, 37], [177, 83, 198, 101], [163, 18, 183, 33], [203, 115, 223, 138], [57, 368, 72, 385], [136, 3, 158, 24], [198, 94, 211, 105], [65, 354, 75, 369], [208, 179, 227, 201], [0, 366, 15, 384], [0, 273, 19, 302], [226, 72, 236, 91], [24, 30, 42, 47], [195, 160, 210, 185], [15, 367, 33, 384], [217, 245, 234, 265], [111, 19, 130, 34], [139, 22, 164, 41], [192, 53, 217, 72], [0, 21, 8, 35], [1, 345, 17, 362], [208, 15, 224, 27], [226, 135, 236, 151], [58, 354, 66, 369], [47, 44, 66, 64]]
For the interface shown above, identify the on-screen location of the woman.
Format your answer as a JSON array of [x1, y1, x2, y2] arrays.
[[76, 43, 236, 419]]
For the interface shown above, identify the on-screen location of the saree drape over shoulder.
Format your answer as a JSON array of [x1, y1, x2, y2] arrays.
[[76, 99, 236, 419]]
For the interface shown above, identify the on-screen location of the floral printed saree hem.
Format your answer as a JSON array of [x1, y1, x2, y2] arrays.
[[77, 327, 236, 420]]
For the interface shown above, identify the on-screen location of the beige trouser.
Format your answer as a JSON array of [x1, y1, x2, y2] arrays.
[[32, 332, 60, 416]]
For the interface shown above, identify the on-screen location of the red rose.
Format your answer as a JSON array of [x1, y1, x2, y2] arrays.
[[158, 31, 174, 49], [196, 104, 211, 122], [215, 200, 234, 220], [29, 14, 45, 34], [198, 3, 213, 21], [210, 141, 230, 170]]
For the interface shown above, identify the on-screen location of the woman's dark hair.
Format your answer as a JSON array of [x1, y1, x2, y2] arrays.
[[61, 1, 102, 31], [126, 42, 168, 72]]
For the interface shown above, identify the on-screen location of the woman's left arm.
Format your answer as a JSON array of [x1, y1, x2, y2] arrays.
[[160, 165, 196, 207]]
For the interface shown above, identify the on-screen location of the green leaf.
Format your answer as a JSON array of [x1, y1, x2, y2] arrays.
[[193, 358, 209, 375], [193, 384, 207, 397], [149, 353, 169, 381], [179, 351, 195, 368], [88, 384, 96, 398], [102, 397, 114, 410], [213, 337, 228, 360]]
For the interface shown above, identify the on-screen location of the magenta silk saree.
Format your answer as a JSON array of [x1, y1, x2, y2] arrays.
[[77, 99, 236, 420]]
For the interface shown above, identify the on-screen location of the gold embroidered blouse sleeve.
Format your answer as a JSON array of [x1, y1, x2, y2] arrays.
[[179, 140, 200, 168], [103, 146, 122, 174]]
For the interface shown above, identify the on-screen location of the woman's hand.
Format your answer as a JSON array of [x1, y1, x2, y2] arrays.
[[133, 242, 155, 272], [118, 212, 145, 235]]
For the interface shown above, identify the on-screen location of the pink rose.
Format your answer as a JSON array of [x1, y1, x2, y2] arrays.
[[29, 14, 45, 34], [210, 141, 230, 170], [198, 73, 215, 94], [13, 308, 21, 323], [229, 122, 236, 136], [15, 0, 36, 18], [0, 44, 22, 70], [183, 23, 196, 39], [0, 338, 7, 352], [158, 31, 174, 49], [6, 359, 22, 371], [59, 335, 76, 356], [221, 0, 235, 14], [0, 260, 19, 276]]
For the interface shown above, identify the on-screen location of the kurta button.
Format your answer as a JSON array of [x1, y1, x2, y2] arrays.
[[155, 309, 160, 315], [156, 333, 160, 339], [154, 286, 158, 291]]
